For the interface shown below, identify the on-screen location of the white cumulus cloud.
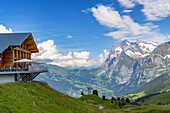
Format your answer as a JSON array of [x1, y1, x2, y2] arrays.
[[74, 51, 90, 59], [67, 35, 72, 38], [123, 10, 132, 13], [91, 5, 126, 28], [99, 49, 109, 64], [90, 5, 168, 42], [0, 24, 13, 33], [118, 0, 170, 21], [118, 0, 136, 8], [140, 0, 170, 21], [32, 40, 107, 68], [168, 35, 170, 39]]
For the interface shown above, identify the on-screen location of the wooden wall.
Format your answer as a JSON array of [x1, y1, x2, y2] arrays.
[[0, 47, 32, 68], [0, 47, 13, 68], [0, 53, 2, 68]]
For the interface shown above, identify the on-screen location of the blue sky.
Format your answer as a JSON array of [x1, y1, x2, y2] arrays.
[[0, 0, 170, 68]]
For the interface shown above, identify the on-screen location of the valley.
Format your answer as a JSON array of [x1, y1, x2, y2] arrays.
[[36, 40, 170, 98]]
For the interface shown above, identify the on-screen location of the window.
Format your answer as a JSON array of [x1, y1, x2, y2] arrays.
[[14, 50, 17, 58], [17, 51, 19, 58], [23, 52, 24, 58], [21, 51, 23, 58]]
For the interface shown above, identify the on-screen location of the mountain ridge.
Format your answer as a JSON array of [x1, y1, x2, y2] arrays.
[[99, 40, 169, 96], [36, 40, 169, 98]]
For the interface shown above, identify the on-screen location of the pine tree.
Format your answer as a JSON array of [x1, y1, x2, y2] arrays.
[[121, 98, 124, 101], [81, 92, 84, 96], [111, 100, 113, 104], [118, 101, 122, 108], [115, 101, 117, 105], [122, 100, 126, 106], [92, 90, 98, 96], [111, 97, 116, 101], [126, 98, 130, 103], [102, 95, 105, 100], [158, 102, 162, 105], [117, 97, 120, 101]]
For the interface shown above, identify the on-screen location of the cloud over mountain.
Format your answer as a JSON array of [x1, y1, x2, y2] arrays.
[[32, 40, 108, 68], [90, 5, 168, 42]]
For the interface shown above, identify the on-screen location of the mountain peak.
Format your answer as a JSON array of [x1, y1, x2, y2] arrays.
[[122, 39, 129, 43], [109, 40, 158, 59], [100, 40, 169, 95]]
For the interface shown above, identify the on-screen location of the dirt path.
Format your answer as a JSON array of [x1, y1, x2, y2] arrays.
[[125, 107, 135, 110]]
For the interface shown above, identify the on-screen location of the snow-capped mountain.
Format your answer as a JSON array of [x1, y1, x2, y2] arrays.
[[99, 40, 169, 96], [109, 40, 158, 60], [101, 40, 158, 77]]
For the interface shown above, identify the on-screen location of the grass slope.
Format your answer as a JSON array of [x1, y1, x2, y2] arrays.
[[0, 81, 100, 113], [0, 81, 170, 113], [79, 94, 170, 113], [125, 71, 170, 99], [79, 94, 120, 110], [134, 92, 170, 105]]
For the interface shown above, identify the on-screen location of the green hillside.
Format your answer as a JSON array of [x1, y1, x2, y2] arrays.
[[79, 94, 122, 110], [78, 94, 170, 113], [125, 71, 170, 99], [0, 81, 100, 113], [133, 92, 170, 105], [0, 81, 170, 113]]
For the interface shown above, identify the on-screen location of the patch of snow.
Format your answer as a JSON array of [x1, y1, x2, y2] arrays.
[[163, 55, 170, 59], [147, 40, 158, 46], [110, 54, 116, 59], [125, 50, 142, 58], [141, 53, 150, 57], [126, 41, 130, 45], [146, 78, 152, 83], [115, 47, 122, 53], [139, 42, 157, 52]]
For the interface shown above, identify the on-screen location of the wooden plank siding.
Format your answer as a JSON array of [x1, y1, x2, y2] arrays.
[[1, 47, 13, 68]]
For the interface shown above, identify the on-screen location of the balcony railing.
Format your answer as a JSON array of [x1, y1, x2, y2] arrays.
[[0, 64, 48, 73], [29, 64, 48, 72]]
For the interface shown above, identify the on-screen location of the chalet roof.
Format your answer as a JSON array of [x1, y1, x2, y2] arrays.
[[0, 33, 35, 53]]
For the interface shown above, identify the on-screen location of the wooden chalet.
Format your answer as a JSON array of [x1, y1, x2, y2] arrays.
[[0, 33, 38, 68], [0, 33, 48, 83]]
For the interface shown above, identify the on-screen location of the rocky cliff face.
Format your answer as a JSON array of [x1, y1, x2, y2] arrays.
[[129, 41, 170, 85], [100, 40, 170, 95]]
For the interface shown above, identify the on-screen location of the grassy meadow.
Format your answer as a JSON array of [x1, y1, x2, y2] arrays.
[[0, 81, 170, 113]]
